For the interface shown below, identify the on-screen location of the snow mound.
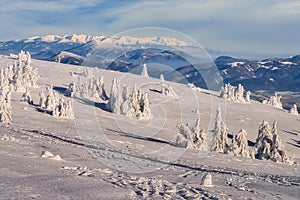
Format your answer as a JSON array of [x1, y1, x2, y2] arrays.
[[201, 173, 213, 187]]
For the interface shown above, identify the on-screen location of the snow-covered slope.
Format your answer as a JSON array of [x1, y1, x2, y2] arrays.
[[0, 56, 299, 199]]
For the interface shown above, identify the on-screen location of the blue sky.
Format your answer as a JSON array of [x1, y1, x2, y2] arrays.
[[0, 0, 299, 57]]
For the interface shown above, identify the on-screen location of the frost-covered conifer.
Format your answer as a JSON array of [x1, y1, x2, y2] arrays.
[[255, 121, 294, 164], [69, 69, 108, 102], [41, 85, 60, 111], [6, 51, 40, 92], [210, 107, 230, 153], [289, 104, 298, 115], [262, 93, 282, 109], [230, 129, 250, 158], [220, 83, 249, 103], [175, 119, 206, 150], [39, 86, 73, 119], [141, 63, 149, 77], [52, 97, 74, 119], [159, 74, 165, 82], [0, 74, 12, 124], [0, 91, 12, 124], [235, 84, 245, 103], [107, 79, 151, 119], [161, 84, 176, 96], [187, 83, 201, 92], [21, 88, 33, 104], [245, 91, 251, 103]]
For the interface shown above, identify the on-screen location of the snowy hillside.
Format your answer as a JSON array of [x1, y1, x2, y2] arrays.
[[0, 55, 299, 199]]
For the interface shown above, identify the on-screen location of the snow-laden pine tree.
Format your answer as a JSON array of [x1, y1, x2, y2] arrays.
[[69, 71, 108, 102], [187, 83, 201, 92], [0, 74, 12, 124], [3, 51, 40, 92], [220, 83, 236, 101], [141, 63, 149, 77], [159, 74, 165, 82], [14, 51, 39, 91], [235, 84, 245, 103], [52, 97, 74, 119], [21, 88, 33, 104], [289, 104, 298, 115], [210, 107, 231, 153], [270, 121, 294, 164], [107, 79, 151, 119], [175, 123, 191, 148], [262, 93, 282, 109], [220, 83, 250, 103], [161, 84, 176, 96], [245, 91, 251, 103], [229, 129, 251, 158], [255, 121, 294, 164], [175, 119, 206, 150], [191, 119, 207, 150], [43, 85, 60, 111], [39, 86, 74, 119]]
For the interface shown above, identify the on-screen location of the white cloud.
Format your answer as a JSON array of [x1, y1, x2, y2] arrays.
[[0, 0, 299, 57]]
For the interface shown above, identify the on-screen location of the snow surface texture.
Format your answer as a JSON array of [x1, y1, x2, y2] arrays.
[[220, 83, 251, 103], [0, 55, 299, 199]]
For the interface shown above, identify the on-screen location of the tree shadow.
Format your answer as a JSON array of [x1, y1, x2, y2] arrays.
[[53, 86, 68, 95], [282, 129, 298, 136], [73, 96, 111, 113], [227, 133, 255, 147], [35, 107, 52, 115], [287, 139, 300, 148], [106, 128, 169, 145], [149, 89, 162, 94]]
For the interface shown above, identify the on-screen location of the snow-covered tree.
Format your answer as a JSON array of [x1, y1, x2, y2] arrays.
[[0, 72, 12, 124], [229, 129, 251, 158], [141, 63, 149, 77], [255, 121, 294, 164], [289, 104, 298, 115], [69, 71, 108, 102], [43, 85, 60, 111], [175, 119, 206, 150], [161, 84, 176, 96], [2, 51, 40, 92], [245, 91, 251, 103], [21, 88, 33, 104], [38, 86, 74, 119], [159, 74, 165, 82], [187, 83, 201, 92], [235, 84, 245, 103], [53, 97, 74, 119], [210, 107, 231, 153], [0, 91, 12, 124], [262, 93, 282, 109], [107, 79, 151, 119], [220, 83, 250, 103]]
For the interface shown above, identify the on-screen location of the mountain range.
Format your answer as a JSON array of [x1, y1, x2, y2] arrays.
[[0, 34, 299, 99]]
